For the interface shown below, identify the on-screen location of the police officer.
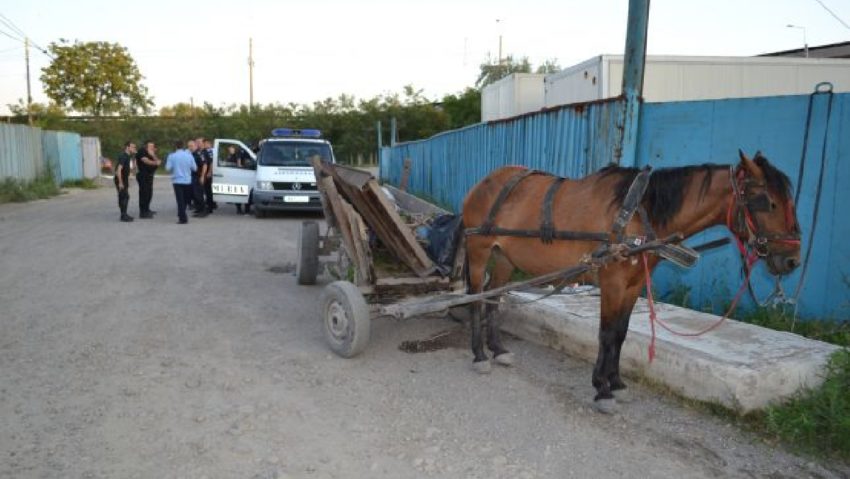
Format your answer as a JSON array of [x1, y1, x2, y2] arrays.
[[189, 139, 208, 218], [114, 141, 136, 222], [136, 140, 162, 219], [202, 138, 217, 213]]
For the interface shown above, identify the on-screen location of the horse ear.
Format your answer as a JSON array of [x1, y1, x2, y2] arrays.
[[738, 149, 764, 179]]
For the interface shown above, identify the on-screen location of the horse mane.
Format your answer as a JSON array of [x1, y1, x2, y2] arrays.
[[753, 153, 793, 202], [600, 154, 792, 227], [600, 163, 724, 226]]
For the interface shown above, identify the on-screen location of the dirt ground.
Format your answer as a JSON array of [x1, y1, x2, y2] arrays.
[[1, 179, 847, 479]]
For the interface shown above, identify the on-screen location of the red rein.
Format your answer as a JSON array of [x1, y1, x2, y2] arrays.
[[642, 169, 799, 362]]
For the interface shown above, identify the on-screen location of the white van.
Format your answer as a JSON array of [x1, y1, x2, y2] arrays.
[[212, 128, 334, 217]]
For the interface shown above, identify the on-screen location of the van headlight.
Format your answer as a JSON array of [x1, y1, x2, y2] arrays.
[[257, 181, 273, 190]]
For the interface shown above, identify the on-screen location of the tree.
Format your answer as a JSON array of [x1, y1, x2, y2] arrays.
[[440, 88, 481, 129], [158, 102, 208, 117], [7, 99, 65, 118], [475, 55, 532, 88], [535, 58, 561, 74], [41, 40, 153, 116]]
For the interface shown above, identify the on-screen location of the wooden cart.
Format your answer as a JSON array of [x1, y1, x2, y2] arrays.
[[297, 159, 467, 357], [298, 159, 686, 358]]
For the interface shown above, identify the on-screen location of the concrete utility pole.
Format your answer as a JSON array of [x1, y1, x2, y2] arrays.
[[618, 0, 650, 166], [25, 37, 32, 126], [248, 37, 255, 113]]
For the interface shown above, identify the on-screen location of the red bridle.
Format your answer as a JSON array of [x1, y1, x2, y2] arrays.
[[725, 166, 801, 258]]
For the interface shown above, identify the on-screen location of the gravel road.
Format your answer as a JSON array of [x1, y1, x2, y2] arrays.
[[0, 179, 846, 479]]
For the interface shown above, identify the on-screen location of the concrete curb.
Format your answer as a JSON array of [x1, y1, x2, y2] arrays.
[[501, 291, 840, 412]]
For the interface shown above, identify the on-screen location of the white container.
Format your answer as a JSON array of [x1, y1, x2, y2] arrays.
[[480, 73, 546, 122], [544, 55, 850, 107]]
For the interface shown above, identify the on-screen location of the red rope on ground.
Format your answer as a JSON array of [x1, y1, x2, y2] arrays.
[[641, 247, 757, 363]]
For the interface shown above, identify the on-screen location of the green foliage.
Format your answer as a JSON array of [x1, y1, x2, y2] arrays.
[[764, 349, 850, 459], [40, 40, 153, 115], [663, 283, 692, 309], [440, 88, 481, 129], [476, 55, 532, 88], [7, 99, 66, 120], [535, 58, 562, 74], [0, 174, 60, 203], [738, 307, 850, 347], [31, 85, 467, 166], [61, 178, 99, 189]]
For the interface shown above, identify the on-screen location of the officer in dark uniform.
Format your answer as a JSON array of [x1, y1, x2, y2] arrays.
[[189, 139, 208, 218], [114, 141, 137, 222], [135, 140, 161, 219], [202, 138, 217, 213]]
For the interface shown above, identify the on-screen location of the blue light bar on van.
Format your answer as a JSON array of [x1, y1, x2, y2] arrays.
[[271, 128, 322, 138]]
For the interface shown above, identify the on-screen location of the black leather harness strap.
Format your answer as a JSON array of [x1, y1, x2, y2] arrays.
[[478, 169, 541, 235], [540, 177, 566, 243], [466, 226, 610, 242]]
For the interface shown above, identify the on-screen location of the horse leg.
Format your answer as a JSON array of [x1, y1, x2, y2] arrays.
[[486, 249, 516, 366], [592, 283, 638, 413], [466, 241, 492, 374], [608, 290, 639, 402]]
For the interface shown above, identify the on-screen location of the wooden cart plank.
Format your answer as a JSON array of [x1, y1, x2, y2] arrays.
[[315, 161, 436, 278]]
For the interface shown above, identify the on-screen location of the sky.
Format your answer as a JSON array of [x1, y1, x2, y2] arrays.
[[0, 0, 848, 115]]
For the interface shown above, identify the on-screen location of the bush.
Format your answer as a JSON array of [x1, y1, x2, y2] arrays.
[[61, 178, 99, 189], [764, 349, 850, 458], [0, 175, 61, 204]]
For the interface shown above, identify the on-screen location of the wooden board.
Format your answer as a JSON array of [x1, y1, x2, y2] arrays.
[[313, 159, 436, 278]]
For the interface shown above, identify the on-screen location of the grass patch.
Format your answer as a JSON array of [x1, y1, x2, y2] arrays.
[[763, 349, 850, 459], [0, 175, 61, 204], [61, 177, 99, 189], [738, 307, 850, 348]]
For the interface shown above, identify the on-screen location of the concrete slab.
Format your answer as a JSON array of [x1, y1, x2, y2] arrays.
[[502, 291, 840, 412]]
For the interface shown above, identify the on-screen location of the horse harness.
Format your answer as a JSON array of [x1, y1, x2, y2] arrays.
[[726, 165, 801, 258], [464, 168, 656, 248]]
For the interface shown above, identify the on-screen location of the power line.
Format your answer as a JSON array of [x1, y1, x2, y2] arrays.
[[0, 13, 26, 38], [0, 26, 23, 43], [0, 13, 53, 59], [813, 0, 850, 30]]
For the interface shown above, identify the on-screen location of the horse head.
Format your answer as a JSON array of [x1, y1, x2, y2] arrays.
[[730, 150, 801, 275]]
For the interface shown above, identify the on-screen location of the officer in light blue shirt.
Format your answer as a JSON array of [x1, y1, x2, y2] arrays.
[[165, 140, 198, 224]]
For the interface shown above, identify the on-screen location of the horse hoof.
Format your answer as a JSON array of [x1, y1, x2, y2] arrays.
[[472, 360, 492, 374], [613, 388, 633, 403], [494, 352, 515, 367], [593, 398, 618, 415]]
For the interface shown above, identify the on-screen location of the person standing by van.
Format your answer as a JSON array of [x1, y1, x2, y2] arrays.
[[135, 140, 161, 219], [165, 140, 197, 224], [114, 141, 136, 222], [189, 139, 208, 218], [202, 138, 217, 213]]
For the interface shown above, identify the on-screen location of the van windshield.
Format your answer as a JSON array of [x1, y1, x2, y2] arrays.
[[258, 142, 332, 167]]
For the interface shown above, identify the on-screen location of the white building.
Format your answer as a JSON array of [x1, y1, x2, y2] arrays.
[[481, 54, 850, 122]]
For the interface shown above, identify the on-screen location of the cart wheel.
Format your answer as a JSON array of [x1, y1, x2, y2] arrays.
[[297, 221, 320, 285], [320, 281, 370, 358]]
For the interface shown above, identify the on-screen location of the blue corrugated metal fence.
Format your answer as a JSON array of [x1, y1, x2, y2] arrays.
[[0, 124, 45, 180], [0, 124, 85, 183], [380, 92, 850, 319]]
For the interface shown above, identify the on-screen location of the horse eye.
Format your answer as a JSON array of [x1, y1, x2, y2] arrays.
[[770, 202, 777, 210]]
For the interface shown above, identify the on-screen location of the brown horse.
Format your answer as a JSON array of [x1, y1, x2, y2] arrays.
[[462, 151, 801, 412]]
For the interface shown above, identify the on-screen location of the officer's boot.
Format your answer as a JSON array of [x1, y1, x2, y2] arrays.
[[120, 195, 134, 222]]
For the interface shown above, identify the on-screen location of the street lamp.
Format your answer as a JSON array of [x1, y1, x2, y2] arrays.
[[786, 24, 809, 58], [496, 18, 503, 65]]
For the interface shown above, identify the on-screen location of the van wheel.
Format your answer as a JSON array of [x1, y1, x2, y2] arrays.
[[297, 221, 320, 285], [254, 207, 267, 219]]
